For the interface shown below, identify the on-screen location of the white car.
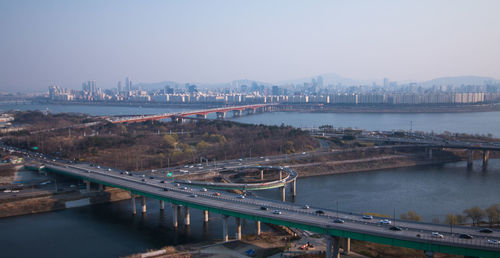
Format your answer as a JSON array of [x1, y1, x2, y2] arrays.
[[200, 188, 207, 192], [487, 239, 500, 245], [238, 195, 245, 199], [362, 215, 374, 220], [273, 210, 282, 215], [431, 232, 444, 239], [303, 205, 310, 209], [380, 219, 391, 224]]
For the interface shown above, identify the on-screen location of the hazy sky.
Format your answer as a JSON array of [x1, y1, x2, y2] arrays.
[[1, 0, 500, 92]]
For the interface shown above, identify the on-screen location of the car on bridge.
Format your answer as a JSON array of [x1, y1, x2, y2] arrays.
[[260, 206, 268, 210], [390, 226, 403, 231], [459, 234, 473, 239], [362, 215, 373, 220], [480, 228, 494, 233], [488, 239, 500, 245], [273, 210, 282, 215], [380, 219, 391, 224], [333, 218, 344, 224], [431, 232, 444, 239]]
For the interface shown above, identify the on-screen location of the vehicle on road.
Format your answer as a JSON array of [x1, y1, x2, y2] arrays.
[[459, 234, 473, 239], [163, 188, 169, 191], [380, 219, 391, 224], [273, 210, 282, 215], [480, 228, 494, 233], [190, 194, 198, 198], [260, 206, 268, 210], [303, 205, 310, 209], [488, 239, 500, 245], [333, 218, 344, 223], [213, 192, 221, 196], [431, 232, 444, 239], [362, 215, 373, 220], [238, 195, 245, 199], [315, 210, 325, 215], [200, 188, 207, 192], [390, 226, 402, 231]]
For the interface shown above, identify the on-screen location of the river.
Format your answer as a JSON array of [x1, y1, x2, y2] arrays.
[[1, 103, 499, 257]]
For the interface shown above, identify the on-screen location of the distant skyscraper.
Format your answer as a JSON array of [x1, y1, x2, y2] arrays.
[[117, 81, 122, 92], [317, 76, 324, 87], [383, 78, 389, 88], [125, 77, 130, 92]]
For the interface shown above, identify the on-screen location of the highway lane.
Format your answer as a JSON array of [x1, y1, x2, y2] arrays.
[[44, 160, 500, 253]]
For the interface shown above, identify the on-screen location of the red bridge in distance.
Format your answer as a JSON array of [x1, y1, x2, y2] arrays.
[[108, 104, 275, 124]]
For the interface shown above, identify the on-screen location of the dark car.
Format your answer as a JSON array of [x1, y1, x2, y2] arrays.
[[160, 180, 165, 183], [459, 234, 473, 239], [315, 210, 325, 215], [479, 228, 494, 233], [333, 218, 344, 223], [260, 206, 268, 211], [389, 226, 403, 231], [141, 178, 146, 182], [163, 188, 169, 191], [149, 176, 154, 179]]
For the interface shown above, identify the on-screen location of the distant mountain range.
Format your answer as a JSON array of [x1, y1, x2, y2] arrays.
[[135, 74, 499, 90]]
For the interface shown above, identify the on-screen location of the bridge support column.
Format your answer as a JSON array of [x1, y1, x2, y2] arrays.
[[279, 170, 282, 180], [216, 112, 226, 120], [260, 169, 264, 180], [235, 217, 242, 240], [291, 179, 296, 197], [427, 148, 433, 160], [256, 221, 261, 236], [160, 200, 165, 210], [131, 194, 136, 215], [222, 215, 229, 242], [483, 150, 490, 168], [184, 206, 190, 226], [325, 236, 340, 258], [141, 196, 146, 213], [467, 149, 473, 168], [98, 183, 103, 191], [203, 210, 209, 223], [172, 204, 178, 228], [281, 185, 286, 202], [85, 180, 91, 192], [342, 237, 350, 255]]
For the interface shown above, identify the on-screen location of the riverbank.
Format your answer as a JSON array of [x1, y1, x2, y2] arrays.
[[0, 187, 130, 218], [287, 103, 500, 113]]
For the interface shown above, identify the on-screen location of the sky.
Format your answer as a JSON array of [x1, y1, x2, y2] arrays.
[[1, 0, 500, 92]]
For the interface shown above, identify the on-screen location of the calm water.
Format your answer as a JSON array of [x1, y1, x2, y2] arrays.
[[259, 159, 500, 222], [231, 111, 500, 137], [1, 103, 500, 257]]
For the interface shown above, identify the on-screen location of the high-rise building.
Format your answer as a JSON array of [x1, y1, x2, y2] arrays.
[[125, 77, 130, 92], [383, 78, 389, 88], [117, 81, 122, 92]]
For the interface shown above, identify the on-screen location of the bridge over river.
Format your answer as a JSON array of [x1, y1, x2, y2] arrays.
[[29, 157, 500, 258]]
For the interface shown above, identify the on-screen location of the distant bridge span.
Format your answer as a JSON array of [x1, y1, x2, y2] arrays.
[[108, 104, 275, 124]]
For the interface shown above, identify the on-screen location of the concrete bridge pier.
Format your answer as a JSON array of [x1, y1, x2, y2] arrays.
[[85, 180, 90, 192], [172, 204, 178, 228], [325, 235, 340, 258], [131, 193, 136, 215], [141, 196, 147, 213], [291, 179, 297, 197], [483, 150, 490, 168], [281, 185, 286, 202], [184, 206, 190, 226], [255, 221, 261, 235], [279, 170, 282, 180], [467, 149, 473, 168], [260, 169, 264, 180], [203, 210, 209, 223], [160, 200, 165, 210], [98, 183, 104, 191], [427, 148, 433, 160], [222, 215, 229, 242], [342, 237, 351, 255], [235, 217, 242, 240], [216, 112, 226, 120], [232, 110, 241, 117]]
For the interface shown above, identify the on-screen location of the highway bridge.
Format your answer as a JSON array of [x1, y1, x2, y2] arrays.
[[108, 104, 275, 123], [30, 158, 500, 258]]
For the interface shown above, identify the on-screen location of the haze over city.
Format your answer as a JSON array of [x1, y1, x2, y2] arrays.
[[1, 0, 500, 93]]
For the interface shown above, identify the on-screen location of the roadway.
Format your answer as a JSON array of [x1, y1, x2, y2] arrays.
[[3, 145, 500, 257], [39, 158, 500, 257]]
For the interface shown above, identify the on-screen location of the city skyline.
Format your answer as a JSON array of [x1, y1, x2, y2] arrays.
[[1, 1, 500, 92]]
